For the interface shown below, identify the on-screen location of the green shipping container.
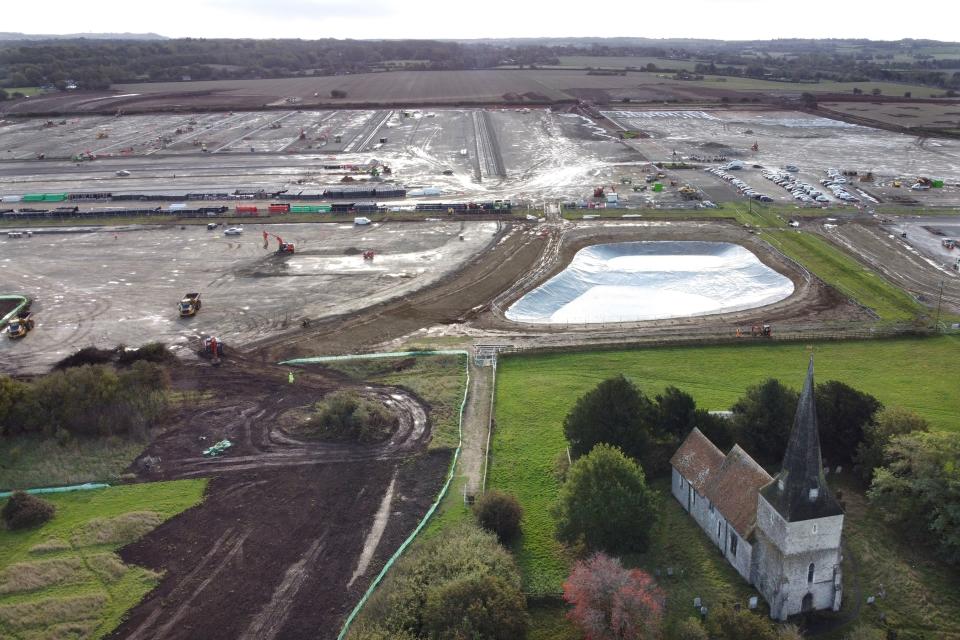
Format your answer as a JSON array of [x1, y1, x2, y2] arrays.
[[290, 204, 333, 213], [43, 193, 67, 202], [932, 180, 944, 188], [653, 183, 664, 192], [22, 194, 46, 202]]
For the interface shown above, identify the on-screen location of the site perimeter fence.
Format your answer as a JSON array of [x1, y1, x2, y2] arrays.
[[279, 349, 470, 640], [496, 322, 943, 358]]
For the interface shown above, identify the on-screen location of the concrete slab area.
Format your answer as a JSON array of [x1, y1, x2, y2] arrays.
[[0, 221, 498, 373]]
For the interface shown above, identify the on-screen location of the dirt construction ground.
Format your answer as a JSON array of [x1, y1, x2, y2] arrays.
[[0, 220, 499, 373], [109, 359, 451, 640]]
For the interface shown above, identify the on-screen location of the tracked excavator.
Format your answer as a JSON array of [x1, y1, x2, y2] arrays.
[[263, 231, 295, 254]]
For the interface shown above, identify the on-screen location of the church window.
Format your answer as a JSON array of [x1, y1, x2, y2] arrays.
[[730, 534, 738, 557], [808, 563, 815, 583]]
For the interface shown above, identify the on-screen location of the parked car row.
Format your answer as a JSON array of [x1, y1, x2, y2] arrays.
[[820, 168, 860, 203], [762, 170, 836, 204], [705, 167, 774, 202]]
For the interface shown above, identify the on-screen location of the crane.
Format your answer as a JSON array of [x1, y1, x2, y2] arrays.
[[263, 230, 295, 254]]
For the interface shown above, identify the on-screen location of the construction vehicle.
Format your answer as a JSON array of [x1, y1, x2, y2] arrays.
[[593, 186, 605, 198], [751, 324, 772, 338], [96, 131, 109, 139], [7, 312, 34, 339], [363, 250, 375, 261], [199, 336, 224, 365], [262, 231, 294, 254], [892, 180, 902, 188], [942, 238, 956, 250], [179, 293, 201, 317]]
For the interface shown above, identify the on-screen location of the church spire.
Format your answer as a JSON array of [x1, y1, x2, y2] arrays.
[[760, 357, 843, 522]]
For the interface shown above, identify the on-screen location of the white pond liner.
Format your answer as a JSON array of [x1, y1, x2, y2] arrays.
[[505, 241, 794, 324]]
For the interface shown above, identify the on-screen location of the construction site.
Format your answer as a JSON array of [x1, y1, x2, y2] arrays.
[[3, 102, 960, 640]]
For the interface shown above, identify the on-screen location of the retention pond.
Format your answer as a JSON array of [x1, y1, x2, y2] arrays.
[[505, 241, 794, 324]]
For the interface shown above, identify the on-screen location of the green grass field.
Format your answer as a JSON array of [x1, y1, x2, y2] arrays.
[[0, 437, 146, 492], [692, 76, 945, 98], [0, 481, 206, 639], [489, 336, 960, 595], [760, 229, 924, 322]]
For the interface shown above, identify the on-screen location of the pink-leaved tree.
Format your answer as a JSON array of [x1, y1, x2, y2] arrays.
[[563, 552, 665, 640]]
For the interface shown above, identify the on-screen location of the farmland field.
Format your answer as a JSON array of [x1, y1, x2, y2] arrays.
[[489, 336, 960, 594], [820, 101, 960, 129], [0, 481, 206, 640], [551, 56, 700, 71]]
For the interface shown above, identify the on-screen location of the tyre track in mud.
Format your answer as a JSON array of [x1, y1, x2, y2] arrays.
[[110, 362, 451, 640]]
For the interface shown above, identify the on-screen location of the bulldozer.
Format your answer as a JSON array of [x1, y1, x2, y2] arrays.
[[7, 311, 34, 339], [179, 293, 201, 317]]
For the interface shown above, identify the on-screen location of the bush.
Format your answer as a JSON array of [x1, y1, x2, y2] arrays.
[[554, 444, 658, 555], [705, 607, 777, 640], [673, 618, 709, 640], [563, 552, 664, 640], [354, 523, 526, 638], [306, 391, 398, 444], [422, 574, 528, 640], [2, 491, 55, 530], [54, 346, 116, 369], [474, 490, 523, 544]]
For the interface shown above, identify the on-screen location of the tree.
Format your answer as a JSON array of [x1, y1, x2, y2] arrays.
[[705, 607, 777, 640], [869, 431, 960, 563], [852, 87, 863, 95], [855, 406, 929, 482], [871, 87, 882, 96], [2, 492, 55, 530], [732, 379, 799, 465], [422, 574, 528, 640], [815, 381, 881, 465], [554, 444, 658, 554], [353, 523, 526, 638], [563, 552, 664, 640], [473, 490, 523, 544], [655, 386, 697, 440], [904, 91, 912, 98], [563, 375, 657, 461]]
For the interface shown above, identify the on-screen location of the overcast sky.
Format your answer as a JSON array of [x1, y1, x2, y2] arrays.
[[6, 0, 960, 41]]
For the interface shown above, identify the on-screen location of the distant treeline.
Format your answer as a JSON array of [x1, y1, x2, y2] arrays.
[[1, 37, 959, 93]]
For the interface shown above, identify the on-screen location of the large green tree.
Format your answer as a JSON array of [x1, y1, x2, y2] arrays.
[[563, 375, 657, 461], [732, 379, 799, 465], [869, 431, 960, 563], [352, 523, 527, 639], [815, 380, 882, 465], [554, 444, 658, 554], [856, 406, 929, 482]]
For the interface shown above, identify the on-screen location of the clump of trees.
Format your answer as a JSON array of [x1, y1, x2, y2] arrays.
[[2, 491, 55, 530], [306, 391, 398, 444], [563, 552, 664, 640], [554, 444, 658, 555], [473, 490, 523, 544], [869, 430, 960, 563], [563, 375, 727, 478], [0, 361, 170, 441], [350, 523, 527, 639]]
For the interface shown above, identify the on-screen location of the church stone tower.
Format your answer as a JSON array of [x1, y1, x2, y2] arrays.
[[752, 358, 844, 620]]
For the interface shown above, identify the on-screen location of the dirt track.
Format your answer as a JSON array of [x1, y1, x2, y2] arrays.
[[109, 360, 451, 640]]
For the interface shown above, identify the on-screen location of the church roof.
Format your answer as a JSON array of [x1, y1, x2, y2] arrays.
[[705, 445, 773, 538], [759, 357, 844, 522], [670, 427, 725, 493]]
